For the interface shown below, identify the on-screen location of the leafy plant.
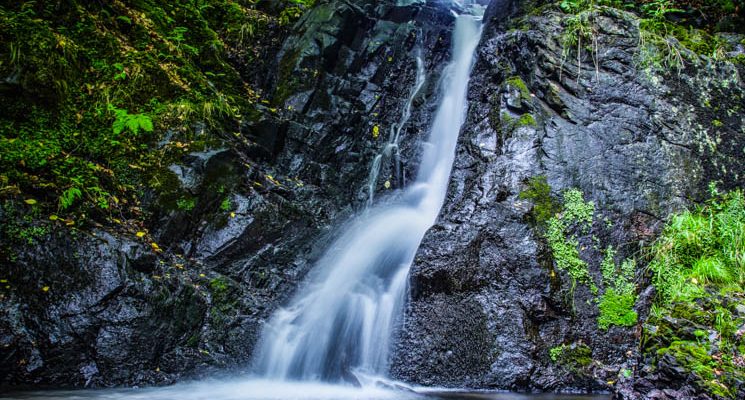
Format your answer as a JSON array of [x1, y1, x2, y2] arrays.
[[546, 189, 597, 295], [177, 197, 196, 211], [109, 105, 154, 136], [220, 197, 232, 212], [648, 189, 745, 304], [59, 187, 82, 210]]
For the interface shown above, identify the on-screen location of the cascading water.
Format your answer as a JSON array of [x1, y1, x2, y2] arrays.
[[366, 48, 426, 206], [252, 7, 484, 384]]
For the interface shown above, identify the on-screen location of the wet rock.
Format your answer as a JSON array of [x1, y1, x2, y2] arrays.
[[392, 0, 745, 395], [0, 0, 464, 389]]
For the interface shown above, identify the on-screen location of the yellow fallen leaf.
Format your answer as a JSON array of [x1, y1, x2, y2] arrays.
[[151, 242, 162, 252], [384, 180, 391, 189], [49, 215, 59, 221], [24, 199, 37, 205], [41, 286, 49, 292], [230, 212, 236, 218], [372, 125, 380, 139], [136, 231, 146, 238]]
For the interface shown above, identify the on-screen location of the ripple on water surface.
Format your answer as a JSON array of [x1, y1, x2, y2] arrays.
[[1, 380, 610, 400]]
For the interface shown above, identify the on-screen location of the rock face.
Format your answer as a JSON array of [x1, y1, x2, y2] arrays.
[[391, 0, 745, 397], [2, 0, 744, 397], [0, 0, 460, 389]]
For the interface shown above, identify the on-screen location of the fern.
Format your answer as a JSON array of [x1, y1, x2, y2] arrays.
[[109, 105, 154, 135], [59, 187, 82, 210]]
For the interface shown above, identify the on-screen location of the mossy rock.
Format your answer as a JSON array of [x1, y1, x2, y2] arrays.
[[549, 342, 594, 376]]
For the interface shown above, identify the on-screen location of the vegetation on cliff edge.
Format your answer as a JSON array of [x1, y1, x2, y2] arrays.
[[0, 0, 313, 224]]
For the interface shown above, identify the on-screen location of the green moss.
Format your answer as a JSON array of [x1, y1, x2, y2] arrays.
[[598, 289, 638, 330], [517, 114, 537, 128], [220, 197, 232, 212], [597, 247, 637, 330], [209, 276, 230, 297], [549, 342, 593, 374], [176, 196, 196, 211], [519, 176, 561, 227], [656, 341, 737, 398], [208, 275, 237, 326], [505, 76, 531, 101]]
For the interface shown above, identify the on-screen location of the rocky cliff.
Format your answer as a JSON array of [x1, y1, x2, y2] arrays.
[[392, 1, 745, 399], [1, 0, 459, 389], [1, 0, 744, 399]]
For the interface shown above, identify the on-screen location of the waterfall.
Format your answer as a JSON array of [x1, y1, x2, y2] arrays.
[[253, 9, 484, 383]]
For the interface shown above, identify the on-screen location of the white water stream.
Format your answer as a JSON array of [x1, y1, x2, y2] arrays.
[[252, 10, 485, 383], [366, 48, 426, 206]]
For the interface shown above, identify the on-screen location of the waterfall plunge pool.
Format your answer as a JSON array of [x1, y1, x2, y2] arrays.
[[1, 379, 609, 400]]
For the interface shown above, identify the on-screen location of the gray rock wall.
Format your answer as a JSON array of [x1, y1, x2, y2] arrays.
[[391, 1, 745, 394]]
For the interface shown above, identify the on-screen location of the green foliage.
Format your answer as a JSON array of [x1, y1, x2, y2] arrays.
[[556, 0, 739, 76], [59, 187, 82, 210], [17, 225, 49, 245], [560, 5, 597, 80], [0, 0, 315, 219], [220, 197, 232, 212], [279, 0, 316, 25], [549, 345, 564, 362], [598, 288, 638, 329], [547, 217, 593, 287], [643, 189, 745, 398], [597, 247, 638, 329], [546, 189, 597, 294], [648, 189, 745, 304], [209, 276, 230, 296], [176, 197, 196, 211], [110, 105, 154, 136], [562, 189, 595, 229]]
